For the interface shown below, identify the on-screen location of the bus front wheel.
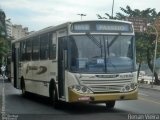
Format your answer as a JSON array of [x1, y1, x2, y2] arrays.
[[105, 101, 115, 109]]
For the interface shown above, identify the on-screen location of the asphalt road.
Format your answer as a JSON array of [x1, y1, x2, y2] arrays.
[[1, 79, 160, 120]]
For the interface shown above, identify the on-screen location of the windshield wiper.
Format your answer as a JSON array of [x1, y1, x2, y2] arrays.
[[86, 32, 102, 48], [107, 35, 119, 48]]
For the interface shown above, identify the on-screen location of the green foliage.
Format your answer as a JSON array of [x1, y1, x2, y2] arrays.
[[0, 33, 10, 64], [97, 5, 160, 23], [135, 32, 155, 63], [116, 6, 160, 22], [0, 10, 10, 64]]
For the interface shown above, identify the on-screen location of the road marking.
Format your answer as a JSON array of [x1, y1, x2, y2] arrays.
[[2, 87, 5, 111], [138, 92, 149, 96], [139, 96, 160, 105], [1, 76, 6, 120]]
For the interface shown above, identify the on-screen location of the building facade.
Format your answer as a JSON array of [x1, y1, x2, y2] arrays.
[[5, 19, 12, 38], [12, 25, 29, 40], [125, 17, 147, 32], [0, 8, 6, 37]]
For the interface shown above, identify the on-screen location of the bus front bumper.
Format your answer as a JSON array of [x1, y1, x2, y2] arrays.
[[68, 88, 138, 103]]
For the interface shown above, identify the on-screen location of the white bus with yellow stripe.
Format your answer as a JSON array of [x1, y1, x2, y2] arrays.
[[11, 20, 138, 109]]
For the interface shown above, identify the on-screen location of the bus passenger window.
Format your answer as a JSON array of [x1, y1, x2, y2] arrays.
[[26, 39, 32, 60], [20, 41, 26, 61], [11, 44, 15, 62], [32, 37, 40, 60], [40, 34, 49, 60], [49, 33, 56, 59]]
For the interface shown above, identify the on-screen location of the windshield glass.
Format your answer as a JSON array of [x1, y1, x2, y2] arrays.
[[68, 35, 135, 73]]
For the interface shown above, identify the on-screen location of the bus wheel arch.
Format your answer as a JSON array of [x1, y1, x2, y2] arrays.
[[49, 79, 60, 108]]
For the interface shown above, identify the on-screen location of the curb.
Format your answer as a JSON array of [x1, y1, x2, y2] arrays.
[[139, 84, 160, 92]]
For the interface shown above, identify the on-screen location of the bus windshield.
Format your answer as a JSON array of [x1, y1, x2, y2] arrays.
[[68, 35, 135, 73]]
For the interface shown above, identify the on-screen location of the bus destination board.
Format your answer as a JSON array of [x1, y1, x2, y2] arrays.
[[71, 21, 133, 33]]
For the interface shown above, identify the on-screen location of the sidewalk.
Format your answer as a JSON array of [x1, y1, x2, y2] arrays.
[[139, 83, 160, 91]]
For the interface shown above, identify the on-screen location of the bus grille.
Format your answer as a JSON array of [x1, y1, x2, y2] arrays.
[[80, 79, 132, 93]]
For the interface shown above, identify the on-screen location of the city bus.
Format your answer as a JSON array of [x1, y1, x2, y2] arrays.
[[11, 20, 138, 109]]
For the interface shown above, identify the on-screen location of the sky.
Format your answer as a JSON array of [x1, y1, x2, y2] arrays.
[[0, 0, 160, 31]]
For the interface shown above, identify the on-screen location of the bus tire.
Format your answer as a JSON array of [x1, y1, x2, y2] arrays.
[[21, 78, 26, 97], [49, 80, 60, 109], [105, 101, 115, 109]]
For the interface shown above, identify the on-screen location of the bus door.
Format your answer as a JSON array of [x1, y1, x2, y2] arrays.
[[57, 30, 67, 99], [13, 43, 20, 89]]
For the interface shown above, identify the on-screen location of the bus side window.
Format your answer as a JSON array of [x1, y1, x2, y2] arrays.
[[49, 33, 56, 59], [26, 39, 32, 61], [32, 36, 40, 60], [21, 41, 26, 61], [12, 44, 15, 62], [19, 42, 22, 61], [40, 34, 49, 60]]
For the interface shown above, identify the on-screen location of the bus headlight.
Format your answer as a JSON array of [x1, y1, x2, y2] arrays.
[[130, 83, 136, 89], [81, 86, 87, 93], [71, 85, 93, 94], [121, 83, 137, 92], [74, 85, 81, 91], [125, 85, 130, 91]]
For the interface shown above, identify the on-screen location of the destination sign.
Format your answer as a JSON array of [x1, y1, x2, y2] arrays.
[[73, 24, 90, 31], [71, 21, 133, 33], [96, 24, 130, 31]]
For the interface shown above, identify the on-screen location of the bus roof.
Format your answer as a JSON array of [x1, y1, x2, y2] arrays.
[[72, 19, 133, 24], [12, 19, 133, 43], [12, 22, 70, 43]]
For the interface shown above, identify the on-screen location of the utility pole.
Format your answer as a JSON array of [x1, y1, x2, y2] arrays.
[[77, 14, 86, 20], [152, 25, 158, 88], [111, 0, 115, 19]]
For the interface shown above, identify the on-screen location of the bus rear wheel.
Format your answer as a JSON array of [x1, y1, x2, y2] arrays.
[[50, 83, 60, 109], [105, 101, 115, 109], [21, 79, 26, 97]]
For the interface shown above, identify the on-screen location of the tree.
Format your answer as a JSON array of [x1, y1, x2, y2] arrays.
[[116, 6, 160, 21], [135, 32, 149, 78], [0, 9, 9, 65]]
